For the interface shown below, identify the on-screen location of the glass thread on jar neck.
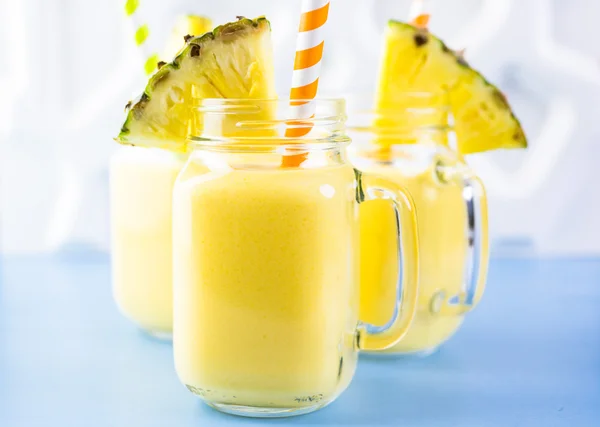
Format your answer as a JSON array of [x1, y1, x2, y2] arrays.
[[187, 98, 350, 152], [344, 91, 456, 161], [184, 98, 351, 170]]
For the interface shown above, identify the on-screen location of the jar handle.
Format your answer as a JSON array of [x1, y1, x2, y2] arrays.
[[435, 165, 489, 316], [355, 170, 420, 351]]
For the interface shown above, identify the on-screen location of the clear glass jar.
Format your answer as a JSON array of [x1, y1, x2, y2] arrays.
[[172, 98, 420, 417], [109, 146, 187, 338], [347, 93, 489, 356]]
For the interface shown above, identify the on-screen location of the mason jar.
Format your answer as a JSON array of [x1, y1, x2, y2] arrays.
[[347, 93, 489, 356], [172, 98, 420, 417]]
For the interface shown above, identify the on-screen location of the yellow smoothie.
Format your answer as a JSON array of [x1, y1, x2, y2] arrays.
[[110, 146, 185, 335], [357, 147, 488, 353], [172, 157, 359, 409]]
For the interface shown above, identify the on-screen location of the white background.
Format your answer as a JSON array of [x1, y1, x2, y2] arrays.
[[1, 0, 599, 256]]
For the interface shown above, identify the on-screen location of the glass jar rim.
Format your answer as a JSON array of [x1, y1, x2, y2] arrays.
[[188, 98, 349, 150], [329, 90, 451, 108], [342, 91, 453, 141], [192, 97, 347, 106]]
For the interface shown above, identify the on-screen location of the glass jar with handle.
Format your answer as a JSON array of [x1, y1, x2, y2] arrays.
[[172, 98, 420, 417], [347, 92, 489, 356]]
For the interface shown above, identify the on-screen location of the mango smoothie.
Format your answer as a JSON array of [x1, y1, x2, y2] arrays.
[[110, 146, 186, 336], [357, 147, 488, 354], [172, 156, 359, 409]]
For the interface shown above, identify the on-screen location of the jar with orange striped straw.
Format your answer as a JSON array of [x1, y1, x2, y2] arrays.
[[172, 96, 421, 417], [349, 0, 501, 358]]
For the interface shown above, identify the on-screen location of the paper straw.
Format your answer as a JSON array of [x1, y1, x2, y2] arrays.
[[282, 0, 330, 167], [408, 0, 431, 28]]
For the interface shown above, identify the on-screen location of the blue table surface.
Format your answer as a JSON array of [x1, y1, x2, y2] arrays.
[[1, 255, 599, 427]]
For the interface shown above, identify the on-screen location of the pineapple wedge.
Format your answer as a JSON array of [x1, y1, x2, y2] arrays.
[[377, 21, 527, 154], [118, 17, 276, 151]]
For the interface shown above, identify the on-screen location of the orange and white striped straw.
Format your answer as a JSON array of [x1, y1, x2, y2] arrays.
[[408, 0, 431, 28], [282, 0, 330, 167]]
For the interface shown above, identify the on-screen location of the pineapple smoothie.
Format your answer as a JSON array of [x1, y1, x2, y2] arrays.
[[172, 159, 359, 407], [110, 147, 185, 335], [354, 18, 525, 355], [118, 16, 364, 411], [115, 14, 421, 415]]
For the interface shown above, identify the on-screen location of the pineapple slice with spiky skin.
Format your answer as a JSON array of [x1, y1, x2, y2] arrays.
[[118, 17, 276, 151], [377, 21, 527, 154]]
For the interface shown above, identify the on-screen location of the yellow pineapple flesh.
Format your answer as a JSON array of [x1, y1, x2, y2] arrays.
[[118, 17, 276, 151], [376, 21, 527, 154]]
